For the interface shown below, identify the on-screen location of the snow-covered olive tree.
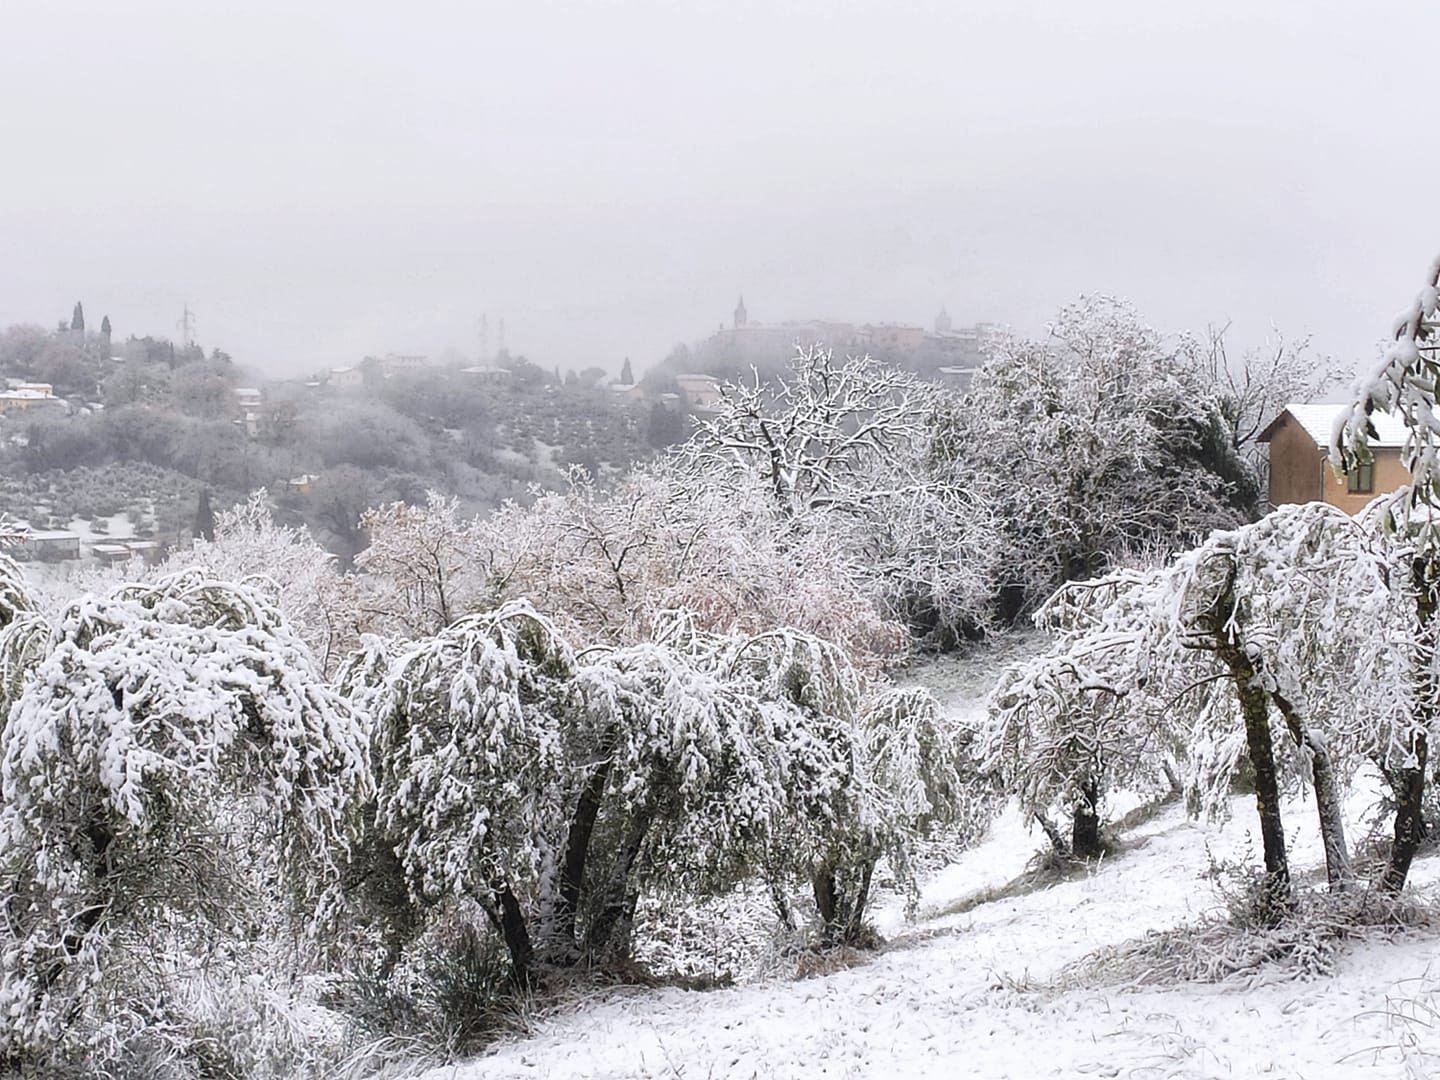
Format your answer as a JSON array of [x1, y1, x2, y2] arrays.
[[340, 601, 576, 984], [985, 502, 1401, 917], [1334, 252, 1440, 891], [342, 601, 985, 977], [719, 628, 990, 944], [0, 569, 371, 1063]]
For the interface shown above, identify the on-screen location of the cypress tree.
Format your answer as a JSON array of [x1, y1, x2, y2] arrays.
[[194, 490, 216, 542]]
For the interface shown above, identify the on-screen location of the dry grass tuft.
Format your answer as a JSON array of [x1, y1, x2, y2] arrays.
[[1055, 886, 1440, 990]]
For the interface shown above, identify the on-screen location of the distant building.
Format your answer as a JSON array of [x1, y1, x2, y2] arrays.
[[460, 364, 512, 380], [16, 531, 81, 561], [675, 373, 723, 408], [380, 352, 429, 377], [1258, 403, 1410, 514], [328, 366, 364, 388], [606, 381, 646, 401], [233, 387, 264, 437], [862, 323, 928, 350], [0, 391, 66, 420], [91, 542, 132, 565], [700, 298, 999, 372], [124, 539, 164, 565]]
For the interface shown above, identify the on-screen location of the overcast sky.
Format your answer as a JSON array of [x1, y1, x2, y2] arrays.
[[1, 0, 1436, 379]]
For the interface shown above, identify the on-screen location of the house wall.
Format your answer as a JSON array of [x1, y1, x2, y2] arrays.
[[1267, 417, 1326, 506], [1321, 447, 1408, 515], [1267, 413, 1409, 513]]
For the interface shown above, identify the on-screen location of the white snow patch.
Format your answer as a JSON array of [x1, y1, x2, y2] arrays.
[[407, 648, 1440, 1080]]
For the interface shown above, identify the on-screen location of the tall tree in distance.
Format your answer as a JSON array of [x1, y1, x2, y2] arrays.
[[620, 357, 634, 385], [70, 301, 84, 333], [194, 489, 216, 542], [99, 314, 112, 351]]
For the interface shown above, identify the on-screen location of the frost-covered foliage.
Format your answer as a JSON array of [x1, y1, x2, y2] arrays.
[[358, 492, 493, 638], [170, 490, 357, 670], [985, 502, 1404, 899], [352, 348, 989, 658], [0, 569, 371, 1065], [678, 345, 999, 644], [1331, 252, 1440, 893], [0, 554, 42, 709], [1335, 253, 1440, 533], [1205, 325, 1350, 485], [352, 602, 573, 957], [357, 466, 906, 670], [954, 297, 1256, 618], [341, 604, 986, 984]]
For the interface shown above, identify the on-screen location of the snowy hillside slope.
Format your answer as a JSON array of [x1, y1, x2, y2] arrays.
[[412, 649, 1440, 1080]]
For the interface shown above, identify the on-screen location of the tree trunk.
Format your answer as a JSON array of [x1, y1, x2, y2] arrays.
[[1033, 810, 1071, 857], [769, 879, 797, 932], [812, 866, 840, 947], [490, 882, 534, 988], [1070, 777, 1104, 859], [1386, 556, 1440, 894], [843, 857, 876, 944], [550, 755, 613, 954], [1271, 690, 1353, 889], [585, 808, 654, 958], [1383, 732, 1428, 894], [1213, 634, 1293, 921]]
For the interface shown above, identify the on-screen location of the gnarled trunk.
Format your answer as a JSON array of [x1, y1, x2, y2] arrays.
[[585, 807, 654, 959], [1271, 690, 1353, 890], [1070, 777, 1104, 859], [1382, 732, 1428, 894], [812, 853, 878, 947], [1213, 634, 1293, 922], [549, 755, 613, 956], [481, 882, 534, 988]]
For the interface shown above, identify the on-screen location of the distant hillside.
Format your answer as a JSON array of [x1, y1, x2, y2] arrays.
[[0, 318, 682, 566], [649, 303, 1003, 389]]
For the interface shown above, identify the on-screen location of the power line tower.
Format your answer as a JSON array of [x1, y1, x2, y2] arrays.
[[176, 303, 196, 349]]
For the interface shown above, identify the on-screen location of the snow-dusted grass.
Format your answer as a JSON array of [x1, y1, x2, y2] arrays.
[[408, 648, 1440, 1080]]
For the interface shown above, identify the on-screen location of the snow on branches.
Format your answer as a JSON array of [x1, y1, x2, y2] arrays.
[[1334, 253, 1440, 533], [340, 603, 983, 979], [677, 344, 996, 643], [986, 502, 1401, 903], [355, 602, 574, 918], [0, 569, 370, 1057], [956, 297, 1255, 617], [158, 489, 356, 670]]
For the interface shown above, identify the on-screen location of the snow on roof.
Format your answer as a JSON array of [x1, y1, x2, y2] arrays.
[[1260, 402, 1409, 449]]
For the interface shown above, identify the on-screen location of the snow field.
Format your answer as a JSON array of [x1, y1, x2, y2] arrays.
[[413, 764, 1440, 1078]]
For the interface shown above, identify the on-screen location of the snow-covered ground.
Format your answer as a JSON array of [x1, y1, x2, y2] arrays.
[[411, 647, 1440, 1080]]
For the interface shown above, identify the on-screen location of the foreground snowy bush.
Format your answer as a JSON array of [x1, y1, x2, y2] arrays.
[[338, 604, 989, 1001], [0, 569, 371, 1069]]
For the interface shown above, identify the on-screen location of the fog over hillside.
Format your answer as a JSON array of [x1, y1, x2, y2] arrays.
[[12, 5, 1440, 1079], [3, 0, 1438, 376]]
